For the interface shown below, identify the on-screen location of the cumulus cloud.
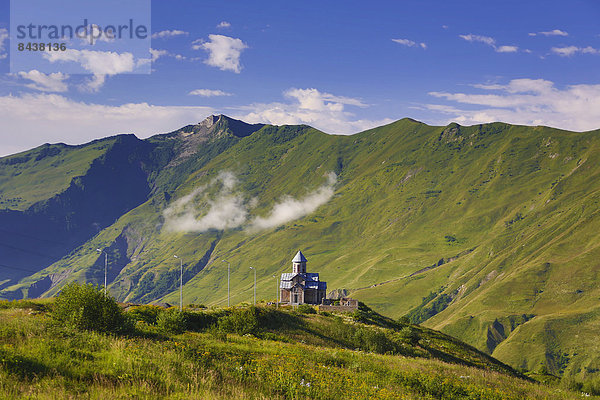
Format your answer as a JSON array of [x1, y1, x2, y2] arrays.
[[76, 24, 116, 45], [459, 34, 496, 46], [163, 172, 248, 233], [529, 29, 568, 37], [551, 46, 599, 57], [496, 45, 518, 53], [392, 38, 427, 49], [162, 171, 338, 233], [18, 70, 69, 92], [217, 21, 231, 29], [0, 28, 8, 59], [250, 172, 337, 231], [0, 93, 214, 156], [426, 78, 600, 131], [459, 34, 518, 53], [150, 48, 168, 62], [234, 87, 393, 134], [44, 49, 137, 91], [152, 30, 189, 39], [189, 89, 233, 97], [193, 34, 248, 73]]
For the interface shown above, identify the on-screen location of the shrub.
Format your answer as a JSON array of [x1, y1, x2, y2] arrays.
[[217, 307, 260, 335], [157, 309, 187, 334], [297, 304, 316, 314], [351, 310, 368, 323], [207, 324, 227, 341], [398, 326, 419, 345], [127, 305, 163, 325], [184, 310, 222, 331], [52, 282, 131, 334], [356, 328, 396, 354]]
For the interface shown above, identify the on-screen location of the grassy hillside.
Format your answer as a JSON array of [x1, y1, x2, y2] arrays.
[[2, 116, 600, 381], [0, 140, 114, 211], [0, 298, 591, 399]]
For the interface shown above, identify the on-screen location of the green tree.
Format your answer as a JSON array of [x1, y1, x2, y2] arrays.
[[52, 282, 131, 334]]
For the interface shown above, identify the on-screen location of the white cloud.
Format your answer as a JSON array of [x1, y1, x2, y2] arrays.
[[234, 87, 393, 134], [539, 29, 569, 37], [45, 49, 136, 76], [162, 171, 338, 233], [392, 38, 427, 49], [217, 21, 231, 29], [77, 24, 116, 46], [18, 70, 69, 92], [0, 93, 214, 156], [0, 28, 8, 59], [193, 34, 248, 73], [150, 48, 168, 62], [189, 89, 233, 97], [44, 49, 137, 91], [552, 46, 599, 56], [582, 46, 600, 54], [551, 46, 579, 56], [496, 45, 518, 53], [152, 30, 189, 39], [426, 78, 600, 132], [163, 172, 248, 233], [250, 172, 337, 231], [459, 34, 496, 46], [146, 48, 186, 63], [459, 34, 518, 53]]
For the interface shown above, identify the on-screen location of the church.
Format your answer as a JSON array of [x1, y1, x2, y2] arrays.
[[280, 251, 327, 305]]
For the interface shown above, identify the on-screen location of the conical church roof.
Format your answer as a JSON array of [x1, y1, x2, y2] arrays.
[[292, 250, 307, 263]]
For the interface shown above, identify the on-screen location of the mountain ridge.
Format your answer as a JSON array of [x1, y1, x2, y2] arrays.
[[1, 115, 600, 380]]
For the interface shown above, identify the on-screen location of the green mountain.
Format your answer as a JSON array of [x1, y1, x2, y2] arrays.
[[1, 115, 600, 381]]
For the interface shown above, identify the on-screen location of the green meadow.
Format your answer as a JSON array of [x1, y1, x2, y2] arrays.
[[0, 293, 592, 400]]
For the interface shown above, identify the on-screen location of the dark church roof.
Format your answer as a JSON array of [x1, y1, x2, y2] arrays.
[[280, 272, 325, 290]]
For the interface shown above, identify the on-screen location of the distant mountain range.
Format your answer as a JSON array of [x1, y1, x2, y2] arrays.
[[2, 114, 600, 380]]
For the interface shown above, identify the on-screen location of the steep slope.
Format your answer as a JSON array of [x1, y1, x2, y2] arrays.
[[0, 135, 154, 291], [0, 115, 263, 295], [2, 116, 600, 380]]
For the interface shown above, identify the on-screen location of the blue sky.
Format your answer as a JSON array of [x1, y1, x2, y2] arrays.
[[0, 0, 599, 155]]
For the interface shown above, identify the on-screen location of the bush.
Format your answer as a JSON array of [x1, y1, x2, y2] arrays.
[[398, 326, 419, 345], [157, 309, 187, 334], [127, 305, 163, 325], [297, 304, 316, 314], [52, 282, 131, 334], [217, 307, 260, 335], [351, 310, 368, 323], [355, 328, 396, 354], [185, 310, 227, 331]]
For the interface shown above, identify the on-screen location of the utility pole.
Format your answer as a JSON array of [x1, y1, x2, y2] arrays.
[[222, 260, 230, 307], [174, 255, 183, 311], [272, 274, 279, 308], [249, 266, 256, 306], [96, 249, 107, 295]]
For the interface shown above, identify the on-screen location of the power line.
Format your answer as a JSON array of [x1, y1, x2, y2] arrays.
[[0, 263, 39, 274], [0, 227, 69, 246], [0, 242, 60, 259]]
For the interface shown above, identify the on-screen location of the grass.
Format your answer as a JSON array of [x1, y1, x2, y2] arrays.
[[3, 117, 600, 382], [0, 299, 592, 399], [0, 140, 113, 210]]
